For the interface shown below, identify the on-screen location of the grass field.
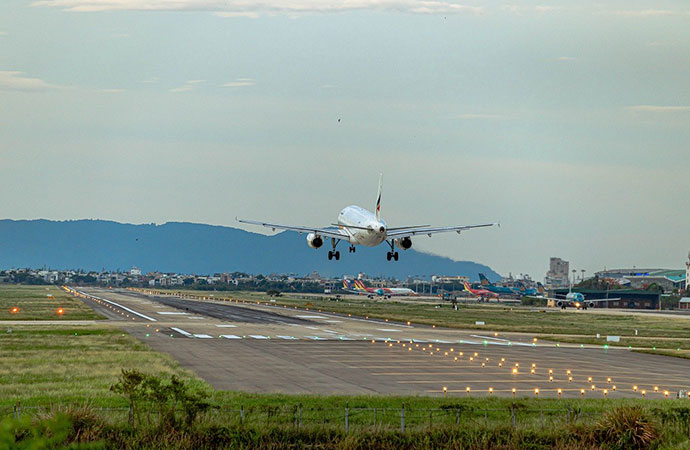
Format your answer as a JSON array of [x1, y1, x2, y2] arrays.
[[0, 285, 103, 320], [157, 288, 690, 340], [0, 325, 201, 408]]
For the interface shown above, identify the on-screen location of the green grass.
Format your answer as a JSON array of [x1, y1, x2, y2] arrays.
[[542, 334, 690, 355], [149, 288, 690, 339], [0, 325, 203, 409], [0, 285, 104, 320]]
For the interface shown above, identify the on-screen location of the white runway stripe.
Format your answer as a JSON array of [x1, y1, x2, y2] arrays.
[[220, 334, 242, 339], [171, 327, 192, 337]]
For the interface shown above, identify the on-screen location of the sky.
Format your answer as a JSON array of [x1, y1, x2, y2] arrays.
[[1, 0, 689, 279]]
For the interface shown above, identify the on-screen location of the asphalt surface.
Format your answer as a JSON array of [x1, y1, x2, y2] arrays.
[[74, 288, 690, 398], [118, 291, 314, 325]]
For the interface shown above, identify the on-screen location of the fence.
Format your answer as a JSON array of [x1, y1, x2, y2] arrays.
[[0, 402, 627, 432]]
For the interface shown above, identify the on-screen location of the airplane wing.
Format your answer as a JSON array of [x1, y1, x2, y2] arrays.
[[386, 222, 498, 239], [237, 218, 349, 240]]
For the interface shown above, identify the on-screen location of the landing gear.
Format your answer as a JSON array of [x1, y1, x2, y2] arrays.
[[386, 252, 399, 261], [328, 238, 341, 261], [348, 245, 356, 253], [385, 241, 399, 261]]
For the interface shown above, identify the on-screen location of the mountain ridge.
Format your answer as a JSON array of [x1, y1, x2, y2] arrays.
[[0, 219, 501, 281]]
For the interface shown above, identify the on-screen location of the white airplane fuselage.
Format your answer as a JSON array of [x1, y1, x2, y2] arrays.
[[337, 205, 388, 247]]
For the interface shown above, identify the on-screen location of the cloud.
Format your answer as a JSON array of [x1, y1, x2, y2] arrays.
[[170, 79, 205, 93], [111, 32, 129, 38], [456, 113, 505, 120], [626, 105, 690, 113], [613, 9, 687, 18], [556, 56, 576, 61], [95, 88, 125, 93], [0, 31, 7, 36], [32, 0, 483, 16], [138, 76, 160, 83], [222, 78, 255, 87], [0, 70, 62, 91]]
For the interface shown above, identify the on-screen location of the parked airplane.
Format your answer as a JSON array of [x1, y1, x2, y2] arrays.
[[514, 281, 538, 296], [463, 282, 499, 300], [537, 287, 620, 310], [477, 273, 514, 295], [238, 174, 497, 261], [342, 279, 416, 298]]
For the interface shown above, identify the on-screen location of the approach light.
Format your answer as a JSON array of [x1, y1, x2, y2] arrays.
[[10, 307, 18, 314], [57, 308, 64, 315]]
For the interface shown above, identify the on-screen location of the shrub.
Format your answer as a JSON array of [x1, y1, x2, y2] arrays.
[[593, 405, 659, 449]]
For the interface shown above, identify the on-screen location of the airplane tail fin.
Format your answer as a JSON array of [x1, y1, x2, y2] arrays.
[[354, 280, 366, 291], [343, 280, 354, 290], [463, 282, 472, 292], [375, 173, 383, 221], [537, 282, 545, 294], [478, 273, 492, 286]]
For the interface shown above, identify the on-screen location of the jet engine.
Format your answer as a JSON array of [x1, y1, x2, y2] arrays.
[[396, 237, 412, 250], [306, 233, 323, 249], [586, 301, 595, 309], [556, 300, 565, 308]]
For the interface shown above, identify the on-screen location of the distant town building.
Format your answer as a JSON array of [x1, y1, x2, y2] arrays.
[[432, 275, 470, 284], [679, 298, 690, 310], [686, 252, 690, 290], [129, 267, 142, 276], [545, 257, 570, 288]]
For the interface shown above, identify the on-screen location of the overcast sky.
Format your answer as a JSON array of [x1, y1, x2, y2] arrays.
[[1, 0, 688, 279]]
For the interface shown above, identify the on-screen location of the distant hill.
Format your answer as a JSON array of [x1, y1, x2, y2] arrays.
[[0, 219, 501, 281]]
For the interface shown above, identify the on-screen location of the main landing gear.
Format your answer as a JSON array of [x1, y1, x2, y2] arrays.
[[328, 238, 341, 261], [385, 240, 399, 261], [348, 245, 356, 253]]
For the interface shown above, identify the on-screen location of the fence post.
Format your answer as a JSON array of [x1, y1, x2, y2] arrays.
[[345, 403, 349, 434], [511, 405, 516, 428], [429, 409, 433, 430], [128, 403, 133, 427], [373, 408, 377, 428], [16, 402, 21, 420], [456, 408, 460, 426], [240, 404, 244, 425], [401, 404, 405, 433], [484, 408, 488, 426], [298, 403, 302, 430]]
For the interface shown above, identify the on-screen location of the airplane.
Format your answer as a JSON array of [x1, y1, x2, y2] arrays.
[[536, 287, 620, 310], [238, 174, 497, 261], [513, 281, 538, 296], [342, 279, 416, 298], [463, 282, 499, 300], [477, 273, 514, 295]]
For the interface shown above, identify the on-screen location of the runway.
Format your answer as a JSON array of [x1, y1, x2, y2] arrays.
[[76, 288, 690, 399]]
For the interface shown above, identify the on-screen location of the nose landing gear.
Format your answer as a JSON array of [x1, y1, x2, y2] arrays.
[[349, 245, 356, 253]]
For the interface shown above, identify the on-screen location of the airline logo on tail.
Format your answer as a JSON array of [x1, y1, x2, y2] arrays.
[[478, 273, 492, 286], [342, 279, 368, 292], [463, 282, 473, 292]]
